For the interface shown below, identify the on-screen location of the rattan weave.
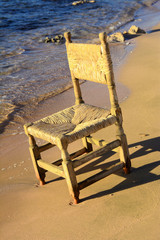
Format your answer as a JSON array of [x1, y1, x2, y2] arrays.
[[27, 104, 115, 144]]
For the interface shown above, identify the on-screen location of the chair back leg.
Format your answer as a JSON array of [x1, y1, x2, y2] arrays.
[[82, 136, 93, 153], [118, 133, 131, 174]]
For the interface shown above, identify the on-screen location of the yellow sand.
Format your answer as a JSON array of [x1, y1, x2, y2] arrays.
[[0, 25, 160, 240]]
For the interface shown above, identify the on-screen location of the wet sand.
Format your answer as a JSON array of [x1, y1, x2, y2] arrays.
[[0, 25, 160, 240]]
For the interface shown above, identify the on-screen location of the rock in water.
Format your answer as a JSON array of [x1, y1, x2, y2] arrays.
[[45, 37, 51, 43], [107, 25, 146, 43], [127, 25, 146, 34], [72, 0, 95, 6], [107, 32, 125, 42], [45, 34, 64, 44]]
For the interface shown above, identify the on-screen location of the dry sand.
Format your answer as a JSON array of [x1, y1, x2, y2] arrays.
[[0, 25, 160, 240]]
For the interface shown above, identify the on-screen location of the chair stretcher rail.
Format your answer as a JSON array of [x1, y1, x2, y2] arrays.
[[73, 139, 121, 168], [51, 147, 87, 167], [86, 136, 119, 152], [86, 136, 107, 147], [37, 160, 65, 178], [39, 143, 55, 152], [70, 147, 87, 160], [78, 162, 124, 190]]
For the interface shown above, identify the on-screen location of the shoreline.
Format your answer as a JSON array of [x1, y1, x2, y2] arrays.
[[1, 20, 160, 240]]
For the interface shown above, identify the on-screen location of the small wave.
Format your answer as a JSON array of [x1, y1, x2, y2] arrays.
[[0, 64, 22, 76], [142, 0, 159, 7], [0, 80, 75, 132], [0, 47, 25, 60], [0, 101, 16, 133], [18, 81, 75, 107]]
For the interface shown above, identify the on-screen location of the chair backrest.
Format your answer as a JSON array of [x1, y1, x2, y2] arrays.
[[64, 32, 119, 114]]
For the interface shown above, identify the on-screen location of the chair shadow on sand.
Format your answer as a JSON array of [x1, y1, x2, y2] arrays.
[[80, 136, 160, 202], [45, 136, 160, 203]]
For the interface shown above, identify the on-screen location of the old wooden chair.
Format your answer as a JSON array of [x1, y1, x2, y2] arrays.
[[24, 32, 131, 204]]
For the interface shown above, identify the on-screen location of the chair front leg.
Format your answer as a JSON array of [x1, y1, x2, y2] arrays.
[[28, 135, 46, 185], [59, 142, 80, 204]]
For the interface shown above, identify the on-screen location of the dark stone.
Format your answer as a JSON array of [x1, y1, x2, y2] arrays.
[[44, 34, 64, 44]]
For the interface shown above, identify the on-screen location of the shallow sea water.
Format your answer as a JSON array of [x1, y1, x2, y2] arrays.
[[0, 0, 160, 135]]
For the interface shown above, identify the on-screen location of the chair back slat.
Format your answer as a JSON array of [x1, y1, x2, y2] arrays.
[[64, 32, 120, 112], [67, 43, 111, 84]]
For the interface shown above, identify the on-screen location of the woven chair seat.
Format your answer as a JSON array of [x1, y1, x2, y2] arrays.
[[27, 104, 116, 145]]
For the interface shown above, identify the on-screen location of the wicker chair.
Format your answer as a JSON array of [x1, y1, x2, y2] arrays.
[[24, 32, 131, 204]]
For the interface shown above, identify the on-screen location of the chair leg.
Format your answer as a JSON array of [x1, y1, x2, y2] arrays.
[[28, 135, 46, 185], [118, 133, 131, 174], [60, 144, 80, 204], [82, 136, 93, 153]]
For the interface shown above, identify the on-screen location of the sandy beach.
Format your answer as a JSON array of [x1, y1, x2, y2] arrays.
[[0, 23, 160, 240]]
